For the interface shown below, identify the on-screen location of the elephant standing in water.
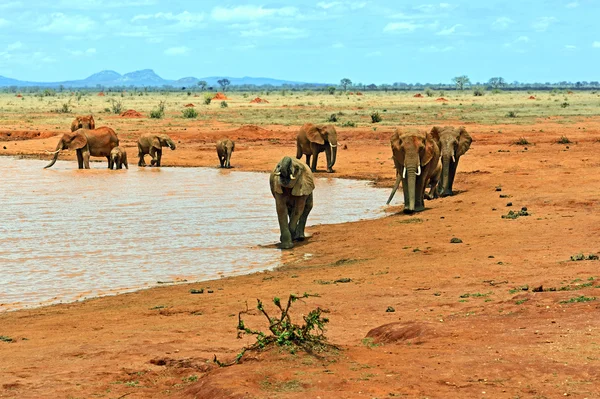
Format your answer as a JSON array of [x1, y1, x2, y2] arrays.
[[216, 139, 235, 168], [109, 146, 128, 170], [296, 123, 338, 173], [44, 127, 119, 169], [70, 115, 95, 132], [387, 130, 440, 213], [269, 156, 315, 249], [137, 133, 176, 167], [430, 126, 472, 197]]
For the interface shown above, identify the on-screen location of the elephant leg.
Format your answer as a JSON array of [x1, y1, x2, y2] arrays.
[[310, 152, 318, 173], [325, 145, 333, 173], [305, 154, 311, 167], [108, 158, 114, 170], [275, 196, 293, 249], [448, 159, 459, 194], [106, 155, 111, 169], [295, 193, 313, 241], [219, 156, 225, 168], [156, 149, 162, 167], [414, 175, 426, 211], [82, 152, 91, 169], [288, 196, 306, 241], [150, 148, 158, 166], [76, 151, 84, 169]]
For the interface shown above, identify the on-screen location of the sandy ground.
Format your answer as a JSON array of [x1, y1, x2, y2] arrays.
[[1, 118, 600, 398]]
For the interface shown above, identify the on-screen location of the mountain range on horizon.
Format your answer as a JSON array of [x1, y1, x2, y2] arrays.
[[0, 69, 324, 88]]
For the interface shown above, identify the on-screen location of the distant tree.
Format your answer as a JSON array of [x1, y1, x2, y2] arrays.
[[217, 78, 231, 92], [327, 86, 336, 95], [340, 78, 352, 91], [197, 80, 207, 91], [367, 83, 377, 90], [452, 75, 471, 91], [488, 77, 506, 89]]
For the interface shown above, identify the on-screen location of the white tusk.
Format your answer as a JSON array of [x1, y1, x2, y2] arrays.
[[402, 168, 406, 179], [274, 172, 281, 176], [290, 174, 296, 180], [417, 165, 421, 176], [45, 149, 61, 154], [452, 154, 456, 163], [330, 143, 337, 148]]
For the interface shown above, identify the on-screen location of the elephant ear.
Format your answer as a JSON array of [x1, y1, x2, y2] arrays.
[[231, 141, 235, 151], [88, 115, 95, 130], [390, 132, 401, 152], [152, 136, 162, 150], [430, 126, 443, 144], [421, 132, 437, 166], [305, 124, 325, 145], [324, 125, 338, 145], [67, 132, 87, 150], [457, 127, 472, 157], [291, 163, 315, 196]]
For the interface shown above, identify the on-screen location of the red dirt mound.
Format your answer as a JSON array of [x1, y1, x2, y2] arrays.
[[97, 92, 105, 96], [413, 93, 423, 98], [567, 91, 573, 94], [528, 96, 536, 100], [250, 97, 269, 104], [120, 109, 144, 118], [15, 94, 22, 98], [348, 92, 354, 95], [435, 97, 448, 102], [213, 92, 229, 100], [366, 322, 437, 345], [227, 124, 270, 135], [184, 103, 195, 107], [356, 92, 363, 95]]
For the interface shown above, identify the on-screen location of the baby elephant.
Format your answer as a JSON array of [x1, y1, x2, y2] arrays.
[[216, 139, 235, 168], [109, 146, 128, 170]]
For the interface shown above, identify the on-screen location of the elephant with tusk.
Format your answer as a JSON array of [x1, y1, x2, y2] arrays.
[[44, 127, 119, 169], [296, 123, 338, 173], [387, 130, 440, 213], [216, 139, 235, 168], [269, 156, 315, 249], [70, 115, 95, 132], [430, 126, 472, 197], [137, 133, 176, 167]]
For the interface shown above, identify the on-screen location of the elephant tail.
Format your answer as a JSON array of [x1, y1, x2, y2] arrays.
[[386, 170, 402, 205]]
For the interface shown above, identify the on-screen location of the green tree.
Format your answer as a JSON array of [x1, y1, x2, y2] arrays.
[[488, 77, 506, 89], [327, 86, 336, 95], [452, 75, 471, 91], [197, 80, 207, 91], [217, 78, 231, 92], [340, 78, 352, 91]]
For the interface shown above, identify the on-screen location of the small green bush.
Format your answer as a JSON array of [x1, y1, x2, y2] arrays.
[[220, 101, 228, 108], [342, 121, 356, 127], [514, 137, 530, 145], [425, 88, 434, 97], [473, 87, 485, 96], [109, 99, 123, 114], [506, 111, 518, 118], [557, 136, 572, 144], [204, 94, 212, 105], [182, 107, 198, 118], [561, 102, 570, 108], [371, 111, 382, 123], [327, 113, 338, 122]]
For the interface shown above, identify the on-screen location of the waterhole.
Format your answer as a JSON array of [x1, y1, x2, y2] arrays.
[[0, 158, 392, 311]]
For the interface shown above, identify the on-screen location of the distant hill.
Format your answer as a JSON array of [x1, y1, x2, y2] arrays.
[[0, 69, 324, 88]]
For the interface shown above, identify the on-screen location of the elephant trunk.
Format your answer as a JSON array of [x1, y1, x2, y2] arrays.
[[169, 140, 176, 150], [226, 148, 232, 168], [405, 165, 417, 213], [386, 170, 402, 205], [441, 154, 452, 197], [44, 141, 63, 169], [329, 143, 337, 169]]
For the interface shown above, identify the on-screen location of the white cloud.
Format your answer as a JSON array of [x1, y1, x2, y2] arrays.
[[414, 3, 456, 13], [68, 47, 97, 57], [317, 1, 341, 9], [516, 35, 530, 42], [366, 51, 382, 57], [350, 2, 367, 9], [332, 42, 344, 48], [132, 11, 205, 27], [211, 6, 298, 21], [420, 45, 454, 53], [566, 2, 579, 8], [164, 46, 190, 55], [492, 17, 514, 30], [0, 18, 10, 27], [564, 44, 576, 50], [532, 16, 557, 32], [39, 13, 95, 33], [239, 27, 307, 39], [384, 22, 420, 32], [436, 24, 461, 35], [593, 41, 600, 48], [7, 41, 22, 51], [0, 2, 22, 9], [58, 0, 156, 8]]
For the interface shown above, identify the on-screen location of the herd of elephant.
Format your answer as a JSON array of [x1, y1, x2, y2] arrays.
[[44, 115, 471, 249]]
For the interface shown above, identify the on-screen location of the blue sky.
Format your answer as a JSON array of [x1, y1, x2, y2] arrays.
[[0, 0, 598, 84]]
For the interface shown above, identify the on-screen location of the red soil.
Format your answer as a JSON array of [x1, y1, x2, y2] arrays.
[[250, 97, 269, 104], [435, 97, 448, 102], [119, 109, 144, 118], [356, 92, 363, 95], [184, 103, 195, 107], [97, 92, 105, 96], [348, 92, 354, 95], [213, 92, 229, 100], [413, 93, 424, 98], [15, 94, 22, 98], [529, 96, 536, 99]]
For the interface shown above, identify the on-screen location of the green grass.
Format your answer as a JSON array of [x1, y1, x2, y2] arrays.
[[559, 296, 597, 304]]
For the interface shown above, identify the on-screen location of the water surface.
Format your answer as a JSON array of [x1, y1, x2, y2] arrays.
[[0, 158, 390, 311]]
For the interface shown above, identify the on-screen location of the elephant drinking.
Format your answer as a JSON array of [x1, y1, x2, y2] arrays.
[[296, 123, 338, 173], [137, 133, 176, 167], [109, 146, 128, 170], [44, 127, 119, 169], [216, 139, 235, 168], [269, 156, 315, 249], [430, 126, 472, 197], [387, 130, 440, 213]]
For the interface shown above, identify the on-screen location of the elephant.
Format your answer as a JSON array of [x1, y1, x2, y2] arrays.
[[109, 146, 128, 170], [216, 139, 235, 168], [296, 123, 338, 173], [425, 160, 442, 200], [430, 126, 472, 197], [269, 156, 315, 249], [386, 130, 440, 213], [44, 127, 119, 169], [137, 133, 176, 167], [70, 115, 95, 132]]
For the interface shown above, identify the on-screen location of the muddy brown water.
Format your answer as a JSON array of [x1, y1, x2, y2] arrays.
[[0, 158, 393, 311]]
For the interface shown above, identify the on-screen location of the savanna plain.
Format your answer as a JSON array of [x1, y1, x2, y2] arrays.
[[1, 89, 600, 398]]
